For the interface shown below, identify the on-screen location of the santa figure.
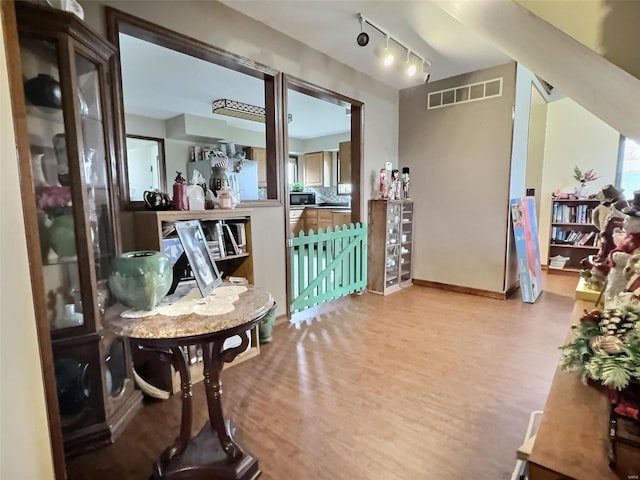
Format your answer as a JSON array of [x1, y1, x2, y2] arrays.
[[604, 190, 640, 306]]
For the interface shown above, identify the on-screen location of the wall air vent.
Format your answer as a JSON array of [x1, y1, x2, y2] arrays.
[[427, 77, 503, 110]]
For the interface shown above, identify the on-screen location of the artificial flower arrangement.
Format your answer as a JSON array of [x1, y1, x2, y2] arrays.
[[573, 165, 600, 186], [35, 185, 72, 217], [560, 305, 640, 390]]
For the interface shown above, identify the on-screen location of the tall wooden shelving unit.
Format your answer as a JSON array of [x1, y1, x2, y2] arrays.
[[547, 198, 600, 274], [367, 199, 414, 294], [132, 209, 260, 393]]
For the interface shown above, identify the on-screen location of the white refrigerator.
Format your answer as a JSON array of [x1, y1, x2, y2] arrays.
[[186, 158, 259, 201]]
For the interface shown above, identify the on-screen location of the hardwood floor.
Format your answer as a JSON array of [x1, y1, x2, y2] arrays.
[[67, 273, 578, 480]]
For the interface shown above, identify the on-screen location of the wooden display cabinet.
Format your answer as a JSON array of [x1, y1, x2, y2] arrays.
[[10, 1, 142, 457], [367, 199, 414, 294], [132, 209, 260, 393], [547, 198, 600, 274]]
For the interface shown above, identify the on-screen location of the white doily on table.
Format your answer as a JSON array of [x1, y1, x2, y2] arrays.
[[121, 286, 247, 318]]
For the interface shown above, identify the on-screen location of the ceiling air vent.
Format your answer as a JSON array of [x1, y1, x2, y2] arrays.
[[427, 77, 503, 110]]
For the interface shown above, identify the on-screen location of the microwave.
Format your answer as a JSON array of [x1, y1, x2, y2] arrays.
[[290, 192, 316, 205]]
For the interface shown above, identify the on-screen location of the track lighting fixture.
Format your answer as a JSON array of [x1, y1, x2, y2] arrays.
[[356, 14, 369, 47], [422, 62, 431, 84], [405, 50, 417, 77], [357, 13, 431, 82], [382, 35, 394, 67]]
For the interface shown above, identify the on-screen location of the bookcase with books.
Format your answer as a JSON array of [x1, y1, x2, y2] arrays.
[[132, 209, 259, 393], [548, 198, 600, 274]]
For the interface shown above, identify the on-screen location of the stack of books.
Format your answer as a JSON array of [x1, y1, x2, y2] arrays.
[[549, 255, 570, 269], [207, 240, 222, 259]]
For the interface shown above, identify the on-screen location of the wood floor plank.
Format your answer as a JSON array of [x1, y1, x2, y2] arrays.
[[67, 274, 577, 480]]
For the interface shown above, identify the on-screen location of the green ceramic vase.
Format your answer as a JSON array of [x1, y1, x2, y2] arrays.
[[108, 251, 173, 311], [48, 212, 76, 257]]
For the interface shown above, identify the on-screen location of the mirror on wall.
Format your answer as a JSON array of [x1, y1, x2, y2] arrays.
[[119, 32, 267, 205], [125, 135, 165, 202], [112, 18, 281, 208]]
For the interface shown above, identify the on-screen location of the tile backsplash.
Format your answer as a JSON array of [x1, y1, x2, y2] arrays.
[[303, 186, 350, 204], [257, 186, 350, 204]]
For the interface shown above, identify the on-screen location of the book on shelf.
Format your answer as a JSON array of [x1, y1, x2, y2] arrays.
[[223, 224, 241, 256], [552, 202, 594, 224], [214, 222, 226, 257], [577, 231, 596, 246], [551, 228, 598, 247], [226, 221, 247, 254]]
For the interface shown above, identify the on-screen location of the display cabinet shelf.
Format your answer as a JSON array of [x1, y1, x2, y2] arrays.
[[368, 199, 414, 294]]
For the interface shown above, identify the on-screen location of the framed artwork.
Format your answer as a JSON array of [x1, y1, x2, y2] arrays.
[[175, 220, 222, 297], [510, 197, 543, 303]]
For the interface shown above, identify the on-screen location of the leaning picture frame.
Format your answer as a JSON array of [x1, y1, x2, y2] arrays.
[[175, 220, 222, 297]]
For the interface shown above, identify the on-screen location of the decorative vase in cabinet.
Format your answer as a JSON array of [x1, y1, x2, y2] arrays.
[[11, 1, 142, 460]]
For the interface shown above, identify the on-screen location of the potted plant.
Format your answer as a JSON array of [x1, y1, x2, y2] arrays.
[[290, 182, 304, 192], [560, 305, 640, 390]]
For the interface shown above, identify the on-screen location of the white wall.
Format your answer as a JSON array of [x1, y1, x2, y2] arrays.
[[0, 12, 55, 479], [538, 97, 619, 264]]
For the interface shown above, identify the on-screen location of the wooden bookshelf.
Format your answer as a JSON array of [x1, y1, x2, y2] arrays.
[[131, 209, 259, 393], [547, 198, 600, 274]]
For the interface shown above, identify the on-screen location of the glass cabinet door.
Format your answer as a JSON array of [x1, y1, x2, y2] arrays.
[[386, 202, 401, 288], [19, 37, 85, 332], [74, 53, 116, 316], [400, 202, 413, 283]]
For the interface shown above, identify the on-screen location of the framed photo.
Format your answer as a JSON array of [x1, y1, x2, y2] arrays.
[[175, 220, 222, 297]]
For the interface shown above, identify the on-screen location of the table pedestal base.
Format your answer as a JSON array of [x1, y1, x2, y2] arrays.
[[152, 421, 260, 480]]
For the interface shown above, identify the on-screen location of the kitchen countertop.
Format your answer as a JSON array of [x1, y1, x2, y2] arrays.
[[290, 205, 351, 211]]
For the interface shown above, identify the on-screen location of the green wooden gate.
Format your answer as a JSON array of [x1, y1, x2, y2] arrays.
[[289, 223, 367, 313]]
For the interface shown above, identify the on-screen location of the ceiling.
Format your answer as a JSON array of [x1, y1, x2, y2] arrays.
[[120, 2, 512, 140], [219, 0, 512, 89]]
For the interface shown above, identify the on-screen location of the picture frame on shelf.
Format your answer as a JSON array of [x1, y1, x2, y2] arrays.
[[175, 220, 222, 297]]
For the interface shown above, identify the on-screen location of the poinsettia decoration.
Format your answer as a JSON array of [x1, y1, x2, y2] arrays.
[[560, 305, 640, 390]]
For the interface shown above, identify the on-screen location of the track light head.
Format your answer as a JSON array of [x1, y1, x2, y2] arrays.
[[356, 13, 369, 47], [421, 61, 430, 83], [381, 36, 394, 66], [356, 31, 370, 47], [405, 50, 417, 77]]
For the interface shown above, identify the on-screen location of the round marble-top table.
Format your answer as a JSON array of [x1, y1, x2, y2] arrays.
[[104, 284, 273, 480]]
